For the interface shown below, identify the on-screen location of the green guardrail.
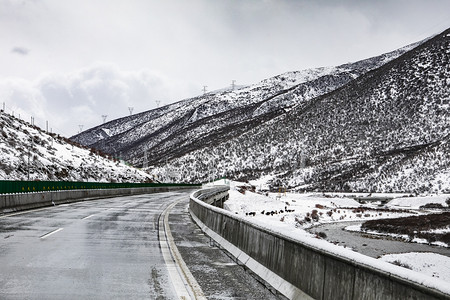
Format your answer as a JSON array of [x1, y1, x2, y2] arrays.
[[0, 180, 199, 195]]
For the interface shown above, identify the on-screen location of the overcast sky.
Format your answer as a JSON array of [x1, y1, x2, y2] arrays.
[[1, 0, 449, 137]]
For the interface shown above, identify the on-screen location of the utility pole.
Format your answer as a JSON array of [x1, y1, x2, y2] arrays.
[[102, 115, 108, 124], [27, 144, 30, 181], [231, 80, 236, 90], [79, 125, 84, 133], [202, 86, 208, 95], [128, 107, 134, 115], [27, 138, 33, 181]]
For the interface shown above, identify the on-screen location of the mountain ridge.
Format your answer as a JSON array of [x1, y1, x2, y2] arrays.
[[69, 30, 450, 193], [0, 111, 152, 182], [71, 39, 421, 169], [149, 28, 450, 193]]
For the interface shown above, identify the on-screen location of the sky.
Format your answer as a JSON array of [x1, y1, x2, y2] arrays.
[[1, 0, 449, 137]]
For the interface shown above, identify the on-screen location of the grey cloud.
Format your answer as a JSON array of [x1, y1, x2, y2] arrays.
[[1, 0, 450, 136], [11, 47, 29, 55], [0, 62, 197, 136]]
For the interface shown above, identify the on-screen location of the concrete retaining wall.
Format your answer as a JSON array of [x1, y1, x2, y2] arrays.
[[1, 185, 198, 214], [190, 187, 450, 300]]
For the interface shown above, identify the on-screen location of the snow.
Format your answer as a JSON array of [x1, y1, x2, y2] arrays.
[[218, 180, 450, 294], [0, 111, 152, 183], [225, 181, 417, 229], [380, 252, 450, 283], [388, 194, 450, 209], [249, 174, 274, 191]]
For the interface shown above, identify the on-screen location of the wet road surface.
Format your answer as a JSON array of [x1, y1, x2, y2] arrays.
[[0, 191, 280, 299], [308, 221, 450, 258], [0, 192, 185, 299]]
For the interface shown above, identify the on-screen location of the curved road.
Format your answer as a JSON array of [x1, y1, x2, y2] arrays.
[[0, 191, 279, 299]]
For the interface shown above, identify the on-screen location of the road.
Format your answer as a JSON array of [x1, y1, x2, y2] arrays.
[[0, 191, 279, 299]]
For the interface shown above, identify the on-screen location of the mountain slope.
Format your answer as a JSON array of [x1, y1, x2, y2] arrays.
[[0, 111, 152, 182], [154, 28, 450, 193], [71, 41, 420, 168]]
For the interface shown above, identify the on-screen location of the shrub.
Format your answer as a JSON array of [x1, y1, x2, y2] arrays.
[[311, 210, 319, 221], [317, 232, 327, 239], [420, 203, 444, 209], [391, 260, 413, 270]]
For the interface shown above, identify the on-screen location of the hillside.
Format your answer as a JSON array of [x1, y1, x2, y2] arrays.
[[152, 28, 450, 193], [71, 41, 419, 169], [0, 111, 152, 183]]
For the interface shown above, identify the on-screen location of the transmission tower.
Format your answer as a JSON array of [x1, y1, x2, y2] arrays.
[[128, 107, 134, 115], [78, 125, 84, 133], [155, 100, 161, 108], [202, 86, 208, 95], [231, 80, 236, 90], [102, 115, 107, 124]]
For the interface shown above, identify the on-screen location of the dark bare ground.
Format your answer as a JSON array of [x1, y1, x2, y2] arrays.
[[361, 212, 450, 245]]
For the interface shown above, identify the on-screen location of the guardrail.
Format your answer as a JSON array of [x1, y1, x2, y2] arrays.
[[190, 187, 450, 300], [0, 180, 197, 195], [0, 180, 200, 213]]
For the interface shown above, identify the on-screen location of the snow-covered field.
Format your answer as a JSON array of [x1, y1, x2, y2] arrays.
[[380, 252, 450, 283], [215, 180, 450, 291]]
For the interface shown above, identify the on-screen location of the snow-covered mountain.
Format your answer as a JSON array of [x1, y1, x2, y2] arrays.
[[71, 39, 420, 169], [0, 111, 152, 182], [70, 29, 450, 193], [155, 28, 450, 193]]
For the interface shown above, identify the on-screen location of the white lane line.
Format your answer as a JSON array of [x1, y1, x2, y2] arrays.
[[40, 228, 64, 239], [212, 262, 237, 266], [159, 200, 207, 300], [82, 214, 95, 220]]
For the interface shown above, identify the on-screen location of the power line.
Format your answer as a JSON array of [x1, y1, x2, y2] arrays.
[[2, 101, 70, 137]]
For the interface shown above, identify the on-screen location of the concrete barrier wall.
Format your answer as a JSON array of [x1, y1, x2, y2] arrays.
[[1, 185, 199, 213], [190, 187, 450, 300]]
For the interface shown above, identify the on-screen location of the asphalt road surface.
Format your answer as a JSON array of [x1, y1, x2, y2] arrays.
[[0, 191, 279, 299]]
